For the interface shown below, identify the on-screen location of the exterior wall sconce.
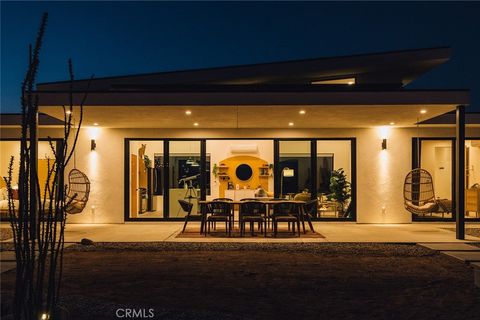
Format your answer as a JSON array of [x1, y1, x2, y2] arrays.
[[382, 139, 387, 150], [91, 139, 96, 151]]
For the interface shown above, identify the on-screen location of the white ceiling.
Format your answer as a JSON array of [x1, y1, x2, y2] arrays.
[[39, 104, 457, 129]]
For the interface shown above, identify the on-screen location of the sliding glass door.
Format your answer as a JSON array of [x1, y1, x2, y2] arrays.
[[168, 140, 207, 217], [127, 140, 166, 219], [126, 138, 355, 221], [412, 137, 480, 221], [278, 140, 312, 197]]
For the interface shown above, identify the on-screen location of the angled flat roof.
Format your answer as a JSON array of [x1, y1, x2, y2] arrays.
[[419, 111, 480, 125], [0, 113, 64, 126], [37, 47, 451, 91]]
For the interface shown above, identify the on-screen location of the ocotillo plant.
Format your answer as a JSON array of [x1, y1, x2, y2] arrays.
[[4, 12, 92, 319]]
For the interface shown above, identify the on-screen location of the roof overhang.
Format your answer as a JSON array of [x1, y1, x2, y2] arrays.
[[36, 89, 469, 129]]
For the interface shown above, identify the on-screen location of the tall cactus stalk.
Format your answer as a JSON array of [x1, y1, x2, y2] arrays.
[[5, 12, 92, 319]]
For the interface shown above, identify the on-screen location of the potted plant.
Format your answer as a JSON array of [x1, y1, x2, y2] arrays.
[[268, 163, 274, 176], [328, 168, 351, 215]]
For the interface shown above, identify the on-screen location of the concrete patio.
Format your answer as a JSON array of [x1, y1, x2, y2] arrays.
[[2, 222, 479, 243]]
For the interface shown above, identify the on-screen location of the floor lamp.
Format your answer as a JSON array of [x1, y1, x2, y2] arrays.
[[280, 167, 294, 198]]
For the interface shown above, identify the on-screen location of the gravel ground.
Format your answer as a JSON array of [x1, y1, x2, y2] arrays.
[[64, 241, 434, 257], [2, 242, 479, 320]]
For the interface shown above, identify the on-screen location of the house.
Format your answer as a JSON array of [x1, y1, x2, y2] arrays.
[[1, 47, 478, 236]]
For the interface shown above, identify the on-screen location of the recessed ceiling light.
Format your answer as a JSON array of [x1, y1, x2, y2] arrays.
[[193, 122, 199, 126], [347, 81, 354, 85], [288, 122, 294, 126], [299, 110, 306, 115], [185, 110, 192, 115], [65, 110, 72, 115], [420, 109, 427, 114], [93, 123, 99, 126], [390, 122, 395, 125]]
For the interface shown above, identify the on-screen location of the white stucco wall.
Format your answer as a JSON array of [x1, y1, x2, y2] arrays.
[[1, 126, 478, 224]]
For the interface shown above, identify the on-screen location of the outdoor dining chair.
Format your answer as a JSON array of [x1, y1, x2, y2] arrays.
[[271, 201, 301, 237], [206, 201, 233, 236], [239, 201, 267, 237]]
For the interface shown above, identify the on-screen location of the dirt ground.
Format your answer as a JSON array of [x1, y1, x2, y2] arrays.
[[1, 243, 479, 320]]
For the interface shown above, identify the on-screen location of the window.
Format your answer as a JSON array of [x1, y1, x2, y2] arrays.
[[466, 139, 480, 219], [311, 77, 355, 85], [1, 139, 59, 220]]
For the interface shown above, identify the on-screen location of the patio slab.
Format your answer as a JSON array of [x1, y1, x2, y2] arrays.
[[0, 261, 16, 274], [2, 222, 480, 243], [0, 251, 16, 261], [441, 251, 480, 263], [418, 243, 480, 251]]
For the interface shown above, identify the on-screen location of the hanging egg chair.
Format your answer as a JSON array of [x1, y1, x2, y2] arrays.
[[403, 168, 439, 216], [65, 168, 90, 214]]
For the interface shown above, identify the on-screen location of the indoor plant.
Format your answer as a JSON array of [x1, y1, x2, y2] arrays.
[[328, 168, 351, 215]]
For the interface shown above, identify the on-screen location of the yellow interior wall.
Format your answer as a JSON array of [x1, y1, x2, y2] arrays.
[[38, 159, 55, 198], [218, 155, 269, 197]]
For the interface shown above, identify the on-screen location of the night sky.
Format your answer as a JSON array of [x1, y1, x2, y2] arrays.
[[1, 1, 480, 113]]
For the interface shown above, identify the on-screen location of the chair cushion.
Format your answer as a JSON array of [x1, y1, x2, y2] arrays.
[[406, 201, 437, 212], [274, 215, 298, 222], [208, 215, 230, 221], [242, 216, 265, 221]]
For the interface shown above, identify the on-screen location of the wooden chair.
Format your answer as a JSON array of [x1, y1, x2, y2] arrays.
[[272, 202, 301, 237], [239, 201, 267, 237], [178, 200, 202, 233], [206, 201, 233, 236], [403, 168, 439, 216]]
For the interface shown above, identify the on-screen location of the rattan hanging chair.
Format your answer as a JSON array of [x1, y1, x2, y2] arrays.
[[403, 168, 439, 215], [65, 168, 91, 214]]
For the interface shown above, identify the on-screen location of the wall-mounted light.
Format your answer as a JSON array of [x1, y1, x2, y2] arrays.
[[91, 139, 96, 151], [382, 139, 387, 150]]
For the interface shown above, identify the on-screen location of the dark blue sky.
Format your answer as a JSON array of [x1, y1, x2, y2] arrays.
[[2, 1, 480, 113]]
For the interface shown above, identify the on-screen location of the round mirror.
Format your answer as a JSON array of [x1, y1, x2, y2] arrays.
[[235, 164, 253, 181]]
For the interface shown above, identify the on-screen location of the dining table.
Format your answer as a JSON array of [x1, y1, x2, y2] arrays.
[[197, 199, 315, 235]]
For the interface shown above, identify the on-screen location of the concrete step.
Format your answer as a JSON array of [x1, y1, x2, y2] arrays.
[[419, 243, 480, 251], [472, 262, 480, 288], [441, 251, 480, 263]]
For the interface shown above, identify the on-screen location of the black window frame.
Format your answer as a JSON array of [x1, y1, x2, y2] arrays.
[[411, 136, 480, 222], [124, 137, 356, 222]]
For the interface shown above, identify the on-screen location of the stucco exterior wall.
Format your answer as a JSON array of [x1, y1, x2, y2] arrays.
[[1, 126, 477, 224]]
